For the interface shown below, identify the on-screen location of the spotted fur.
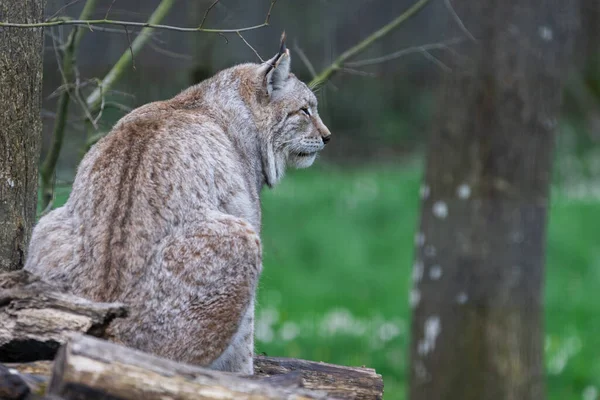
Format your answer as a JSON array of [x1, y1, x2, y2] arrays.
[[25, 42, 331, 374]]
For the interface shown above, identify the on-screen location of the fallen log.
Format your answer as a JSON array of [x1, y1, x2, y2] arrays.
[[1, 270, 384, 399], [0, 270, 127, 363], [7, 355, 384, 400], [254, 356, 384, 400], [48, 334, 331, 399]]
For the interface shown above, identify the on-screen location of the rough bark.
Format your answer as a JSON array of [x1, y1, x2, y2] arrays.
[[1, 270, 383, 399], [0, 270, 128, 363], [254, 356, 383, 399], [48, 335, 333, 400], [408, 1, 577, 400], [5, 354, 384, 399], [0, 0, 45, 273]]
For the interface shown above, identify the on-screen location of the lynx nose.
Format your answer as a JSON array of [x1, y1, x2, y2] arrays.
[[322, 135, 331, 144]]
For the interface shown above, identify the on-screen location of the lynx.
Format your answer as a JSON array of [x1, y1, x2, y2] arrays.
[[25, 36, 331, 374]]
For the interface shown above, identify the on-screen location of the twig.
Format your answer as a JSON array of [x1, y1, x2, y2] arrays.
[[94, 8, 145, 20], [85, 0, 175, 112], [443, 0, 476, 42], [0, 16, 273, 34], [237, 31, 263, 62], [421, 50, 451, 72], [293, 41, 317, 78], [98, 88, 136, 100], [92, 80, 105, 126], [105, 0, 118, 20], [148, 41, 193, 60], [346, 37, 464, 67], [41, 110, 84, 129], [48, 0, 85, 20], [72, 63, 99, 130], [104, 101, 132, 113], [85, 0, 277, 113], [40, 0, 100, 210], [199, 0, 220, 29], [124, 25, 136, 70], [308, 0, 432, 89], [63, 25, 128, 34], [264, 0, 277, 25], [340, 67, 376, 77]]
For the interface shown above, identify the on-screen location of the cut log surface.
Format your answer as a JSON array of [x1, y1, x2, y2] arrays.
[[0, 270, 127, 362], [49, 334, 332, 400]]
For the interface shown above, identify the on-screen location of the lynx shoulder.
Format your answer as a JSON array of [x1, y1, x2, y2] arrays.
[[25, 37, 331, 374]]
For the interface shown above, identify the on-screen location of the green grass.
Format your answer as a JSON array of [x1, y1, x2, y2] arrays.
[[49, 164, 600, 400]]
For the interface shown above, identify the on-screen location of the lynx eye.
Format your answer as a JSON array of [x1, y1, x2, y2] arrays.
[[300, 107, 311, 117]]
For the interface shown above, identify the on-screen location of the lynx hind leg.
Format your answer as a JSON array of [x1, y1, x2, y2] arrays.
[[130, 214, 262, 374], [24, 207, 79, 287]]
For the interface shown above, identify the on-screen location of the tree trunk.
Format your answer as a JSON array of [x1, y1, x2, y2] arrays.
[[0, 0, 45, 273], [408, 1, 577, 400]]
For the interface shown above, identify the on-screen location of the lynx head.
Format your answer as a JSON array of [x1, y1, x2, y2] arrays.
[[250, 33, 331, 188]]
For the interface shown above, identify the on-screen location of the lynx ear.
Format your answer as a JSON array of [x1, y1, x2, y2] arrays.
[[259, 32, 291, 97]]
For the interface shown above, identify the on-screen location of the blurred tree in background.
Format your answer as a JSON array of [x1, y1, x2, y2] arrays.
[[409, 0, 577, 399]]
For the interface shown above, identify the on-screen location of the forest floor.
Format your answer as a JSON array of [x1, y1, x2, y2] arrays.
[[49, 161, 600, 400]]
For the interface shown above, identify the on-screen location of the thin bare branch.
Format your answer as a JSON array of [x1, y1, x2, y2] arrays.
[[199, 0, 220, 29], [124, 26, 136, 70], [84, 0, 277, 113], [264, 0, 278, 24], [346, 37, 464, 67], [41, 110, 85, 129], [293, 41, 317, 78], [92, 80, 105, 126], [340, 68, 376, 77], [421, 50, 451, 72], [85, 0, 174, 111], [237, 31, 263, 62], [40, 0, 100, 210], [49, 29, 67, 90], [48, 0, 85, 20], [148, 41, 193, 61], [0, 13, 274, 34], [309, 0, 432, 89], [72, 64, 99, 130], [444, 0, 476, 42], [105, 0, 118, 20], [100, 88, 136, 99], [71, 25, 129, 34], [104, 101, 132, 113]]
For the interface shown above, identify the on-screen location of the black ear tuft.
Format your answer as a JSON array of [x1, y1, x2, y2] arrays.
[[279, 31, 287, 57], [258, 31, 292, 98]]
